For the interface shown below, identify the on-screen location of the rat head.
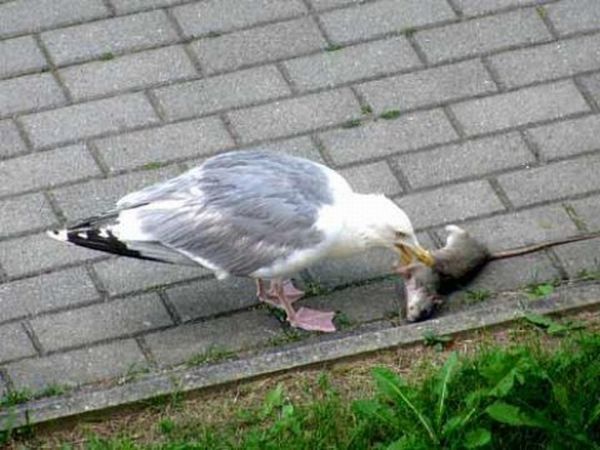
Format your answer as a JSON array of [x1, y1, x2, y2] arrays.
[[396, 263, 442, 322], [360, 195, 434, 267]]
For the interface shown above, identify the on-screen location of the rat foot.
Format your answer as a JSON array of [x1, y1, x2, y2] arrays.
[[288, 307, 336, 333]]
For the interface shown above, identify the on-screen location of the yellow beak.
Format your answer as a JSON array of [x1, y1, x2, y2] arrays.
[[396, 244, 435, 267]]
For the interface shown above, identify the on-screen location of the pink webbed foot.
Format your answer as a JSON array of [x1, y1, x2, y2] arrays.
[[288, 307, 336, 333]]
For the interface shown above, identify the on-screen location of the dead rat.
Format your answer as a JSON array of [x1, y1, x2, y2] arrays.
[[397, 225, 600, 322]]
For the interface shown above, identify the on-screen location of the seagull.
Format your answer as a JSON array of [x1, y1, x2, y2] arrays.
[[48, 150, 434, 332]]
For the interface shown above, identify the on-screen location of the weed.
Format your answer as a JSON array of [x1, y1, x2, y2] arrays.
[[422, 330, 453, 352], [535, 5, 547, 18], [206, 31, 222, 38], [99, 52, 114, 61], [0, 389, 32, 408], [303, 280, 330, 297], [141, 161, 165, 171], [158, 418, 175, 435], [576, 268, 600, 281], [380, 109, 401, 120], [186, 346, 235, 367], [401, 27, 417, 37], [268, 329, 303, 347], [341, 118, 361, 128], [325, 44, 343, 52], [361, 105, 373, 115], [524, 313, 586, 336], [524, 282, 555, 300], [464, 289, 491, 304], [333, 311, 354, 329]]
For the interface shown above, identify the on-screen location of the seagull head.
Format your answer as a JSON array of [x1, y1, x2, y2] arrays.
[[362, 195, 435, 267]]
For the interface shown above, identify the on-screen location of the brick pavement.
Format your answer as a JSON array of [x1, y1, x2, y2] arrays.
[[1, 0, 599, 400]]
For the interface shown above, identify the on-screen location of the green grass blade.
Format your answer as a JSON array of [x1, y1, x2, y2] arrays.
[[434, 352, 458, 430], [372, 368, 438, 445]]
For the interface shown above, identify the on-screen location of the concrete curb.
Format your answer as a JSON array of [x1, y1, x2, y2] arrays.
[[1, 281, 599, 431]]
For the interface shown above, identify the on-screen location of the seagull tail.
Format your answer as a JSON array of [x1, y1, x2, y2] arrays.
[[47, 213, 167, 263]]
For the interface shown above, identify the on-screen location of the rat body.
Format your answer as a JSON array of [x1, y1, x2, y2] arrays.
[[398, 225, 600, 322]]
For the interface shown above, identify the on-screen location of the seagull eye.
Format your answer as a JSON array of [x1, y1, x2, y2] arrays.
[[395, 231, 407, 239]]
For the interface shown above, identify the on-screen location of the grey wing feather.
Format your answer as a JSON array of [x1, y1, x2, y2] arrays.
[[118, 151, 334, 276]]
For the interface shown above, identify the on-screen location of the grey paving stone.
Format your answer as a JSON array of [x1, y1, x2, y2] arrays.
[[145, 310, 281, 367], [0, 267, 100, 323], [0, 35, 47, 78], [528, 115, 600, 161], [228, 88, 360, 144], [459, 204, 579, 251], [0, 377, 6, 396], [0, 192, 58, 238], [21, 93, 159, 149], [0, 323, 37, 363], [0, 144, 100, 197], [319, 0, 455, 44], [393, 132, 534, 189], [5, 340, 146, 391], [241, 137, 325, 164], [498, 154, 600, 207], [489, 34, 600, 88], [166, 277, 258, 322], [454, 0, 546, 15], [93, 257, 210, 296], [357, 59, 496, 114], [569, 196, 600, 232], [60, 45, 196, 101], [0, 73, 66, 117], [0, 0, 109, 38], [111, 0, 185, 14], [580, 72, 600, 107], [396, 180, 505, 229], [302, 279, 399, 323], [52, 165, 182, 219], [41, 11, 179, 66], [416, 8, 551, 63], [451, 81, 589, 136], [451, 253, 559, 294], [321, 109, 458, 165], [553, 238, 600, 278], [95, 117, 233, 172], [190, 17, 327, 74], [308, 0, 360, 9], [284, 36, 422, 92], [339, 161, 402, 196], [0, 232, 99, 278], [547, 0, 600, 36], [153, 65, 291, 121], [32, 293, 172, 352], [0, 120, 27, 158], [173, 0, 306, 37]]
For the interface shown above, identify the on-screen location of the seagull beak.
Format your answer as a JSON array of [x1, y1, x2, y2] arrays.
[[395, 244, 435, 267]]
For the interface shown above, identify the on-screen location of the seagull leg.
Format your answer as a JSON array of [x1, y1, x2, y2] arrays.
[[256, 279, 282, 308], [267, 279, 305, 303], [271, 280, 336, 333]]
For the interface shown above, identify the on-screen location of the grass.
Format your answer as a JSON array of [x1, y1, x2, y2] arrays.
[[5, 312, 600, 449], [401, 27, 417, 37], [325, 44, 343, 52], [186, 346, 236, 367], [361, 105, 373, 115], [341, 118, 361, 128], [141, 161, 166, 171], [99, 52, 114, 61], [0, 384, 68, 408], [464, 289, 492, 304], [535, 5, 547, 18], [524, 281, 556, 300], [379, 109, 401, 120]]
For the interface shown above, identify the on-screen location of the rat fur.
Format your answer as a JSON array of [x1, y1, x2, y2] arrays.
[[397, 225, 600, 322]]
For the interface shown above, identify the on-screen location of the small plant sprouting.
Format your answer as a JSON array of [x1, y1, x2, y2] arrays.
[[524, 282, 555, 300], [422, 330, 453, 352], [325, 44, 343, 52], [401, 27, 417, 37], [342, 118, 361, 128], [99, 52, 115, 61], [523, 313, 585, 336], [206, 30, 222, 38], [361, 105, 373, 115], [141, 161, 165, 171], [379, 109, 401, 120], [268, 329, 303, 347], [535, 5, 547, 18], [304, 281, 330, 297], [576, 268, 600, 281], [464, 289, 491, 304], [186, 346, 235, 367], [334, 311, 354, 329]]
